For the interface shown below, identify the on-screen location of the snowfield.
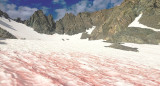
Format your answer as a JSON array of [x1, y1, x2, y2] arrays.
[[0, 15, 160, 86]]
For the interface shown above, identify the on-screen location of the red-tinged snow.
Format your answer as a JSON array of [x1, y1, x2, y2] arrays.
[[1, 15, 160, 86], [0, 50, 160, 86]]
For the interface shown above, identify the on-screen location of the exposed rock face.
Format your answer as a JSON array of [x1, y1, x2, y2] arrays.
[[89, 0, 160, 44], [139, 0, 160, 29], [55, 12, 93, 35], [25, 10, 56, 34], [55, 0, 160, 44], [0, 27, 16, 39], [55, 9, 112, 35], [108, 27, 160, 44], [80, 32, 90, 39]]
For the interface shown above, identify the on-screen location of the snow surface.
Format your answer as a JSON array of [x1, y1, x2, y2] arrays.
[[0, 17, 160, 86], [128, 13, 160, 31], [86, 26, 96, 34]]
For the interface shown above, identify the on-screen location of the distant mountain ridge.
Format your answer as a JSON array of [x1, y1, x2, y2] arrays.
[[1, 0, 160, 44]]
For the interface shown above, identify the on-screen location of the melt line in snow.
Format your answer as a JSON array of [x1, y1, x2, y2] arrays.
[[128, 13, 160, 32]]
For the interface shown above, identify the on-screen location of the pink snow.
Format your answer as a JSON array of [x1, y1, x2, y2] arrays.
[[0, 50, 160, 86]]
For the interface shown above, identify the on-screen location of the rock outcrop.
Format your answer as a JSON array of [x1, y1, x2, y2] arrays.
[[14, 18, 25, 23], [89, 0, 160, 44], [0, 27, 16, 39], [0, 10, 10, 19], [55, 0, 160, 44], [25, 10, 56, 34], [108, 27, 160, 44], [55, 12, 93, 35], [55, 9, 112, 35], [139, 0, 160, 29]]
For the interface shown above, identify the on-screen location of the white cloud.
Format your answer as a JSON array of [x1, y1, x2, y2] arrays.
[[0, 0, 123, 21], [0, 3, 38, 20], [55, 0, 88, 21], [55, 0, 123, 21], [55, 9, 67, 21], [7, 6, 38, 20], [52, 0, 66, 5]]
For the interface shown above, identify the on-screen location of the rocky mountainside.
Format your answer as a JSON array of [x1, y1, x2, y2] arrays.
[[90, 0, 160, 44], [1, 0, 160, 44], [54, 0, 160, 44], [55, 9, 113, 35], [0, 27, 16, 39], [25, 10, 56, 34]]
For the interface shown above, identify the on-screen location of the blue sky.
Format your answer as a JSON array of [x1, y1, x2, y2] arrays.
[[0, 0, 123, 21]]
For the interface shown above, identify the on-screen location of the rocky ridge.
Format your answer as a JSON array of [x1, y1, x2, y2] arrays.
[[90, 0, 160, 44], [55, 9, 113, 35], [1, 0, 160, 44], [54, 0, 160, 44], [25, 10, 56, 34]]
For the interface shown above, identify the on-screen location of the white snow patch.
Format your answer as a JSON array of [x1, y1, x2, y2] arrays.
[[86, 26, 96, 34], [128, 13, 160, 31]]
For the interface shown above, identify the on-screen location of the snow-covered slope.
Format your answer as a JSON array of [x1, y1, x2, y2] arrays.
[[0, 17, 97, 41], [0, 17, 43, 40], [1, 39, 160, 86], [128, 13, 160, 31], [0, 17, 160, 86]]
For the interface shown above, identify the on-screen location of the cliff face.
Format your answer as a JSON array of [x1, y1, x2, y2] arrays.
[[25, 10, 56, 34], [55, 9, 112, 35], [55, 12, 92, 35], [89, 0, 160, 44], [54, 0, 160, 44]]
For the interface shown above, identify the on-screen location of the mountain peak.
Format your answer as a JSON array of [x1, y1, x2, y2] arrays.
[[25, 10, 56, 34]]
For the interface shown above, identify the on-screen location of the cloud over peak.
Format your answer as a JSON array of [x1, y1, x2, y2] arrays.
[[0, 0, 37, 20], [55, 0, 123, 21]]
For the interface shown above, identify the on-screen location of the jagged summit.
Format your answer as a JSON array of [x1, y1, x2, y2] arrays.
[[25, 10, 56, 34]]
